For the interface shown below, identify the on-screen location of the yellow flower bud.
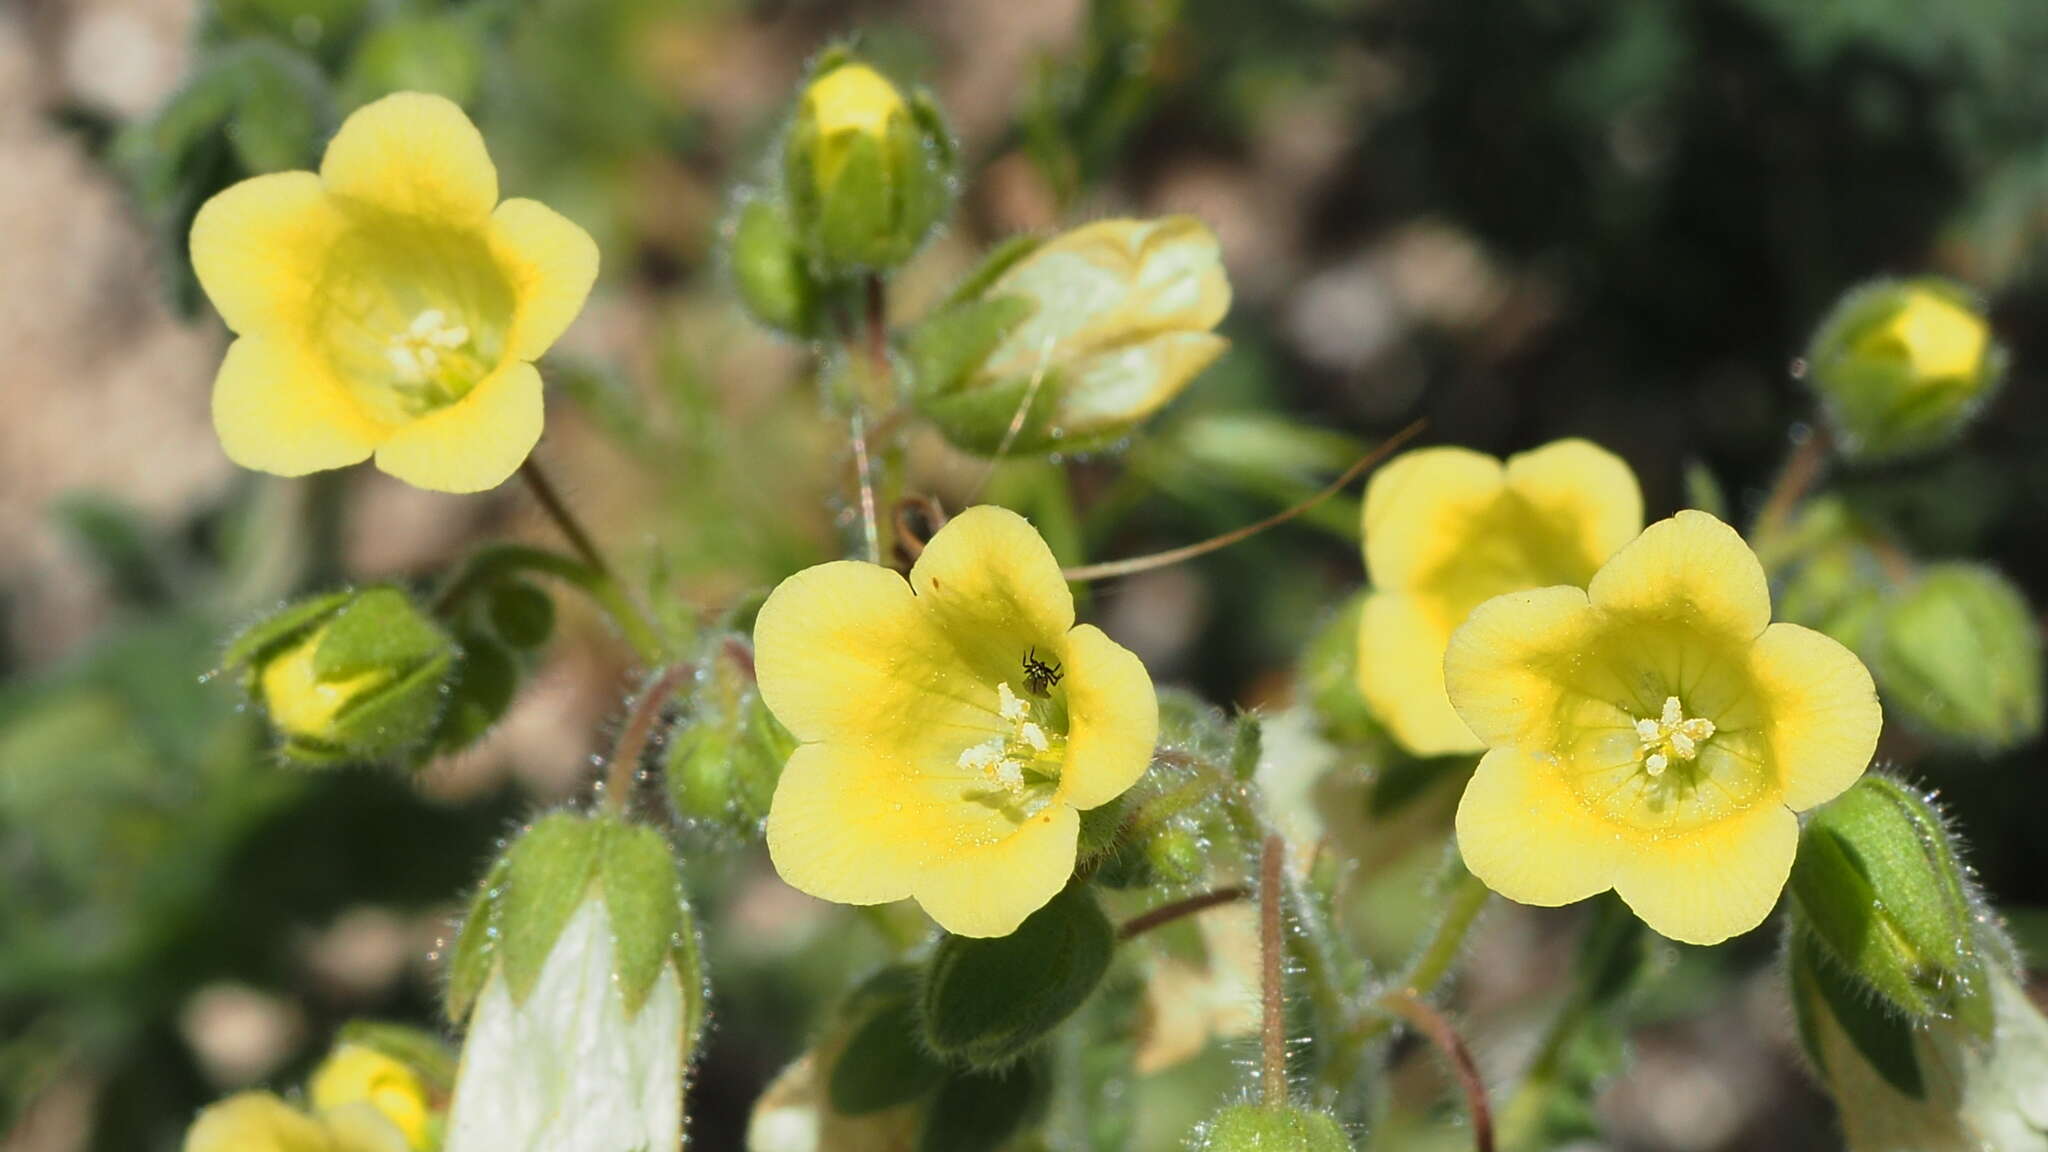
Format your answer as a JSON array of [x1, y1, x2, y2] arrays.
[[782, 55, 953, 274], [1808, 278, 2001, 461], [311, 1044, 433, 1150], [802, 63, 906, 189], [259, 624, 392, 744]]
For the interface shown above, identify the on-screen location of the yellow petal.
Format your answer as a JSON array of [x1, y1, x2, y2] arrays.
[[1057, 624, 1157, 810], [1362, 446, 1504, 589], [1588, 510, 1770, 641], [371, 361, 540, 493], [754, 560, 984, 755], [490, 198, 600, 361], [1456, 749, 1625, 907], [1356, 591, 1480, 755], [1502, 438, 1643, 570], [1442, 585, 1614, 753], [213, 337, 383, 477], [184, 1093, 329, 1152], [1610, 803, 1797, 945], [321, 92, 497, 224], [1750, 622, 1882, 811], [913, 805, 1080, 937], [190, 171, 345, 337], [765, 743, 933, 906], [908, 506, 1076, 685]]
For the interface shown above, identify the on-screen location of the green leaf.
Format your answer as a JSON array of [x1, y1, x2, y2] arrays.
[[919, 1055, 1049, 1152], [1793, 928, 1925, 1098], [923, 885, 1114, 1068], [486, 580, 556, 651], [829, 989, 946, 1115]]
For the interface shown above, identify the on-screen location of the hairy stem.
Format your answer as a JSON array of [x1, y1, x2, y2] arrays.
[[516, 460, 665, 663], [1752, 423, 1831, 545], [1354, 864, 1492, 1046], [1118, 886, 1251, 941], [1259, 833, 1288, 1108], [602, 663, 692, 816], [1378, 990, 1495, 1152]]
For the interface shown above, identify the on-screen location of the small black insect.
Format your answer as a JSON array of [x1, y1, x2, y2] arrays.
[[1021, 647, 1064, 696]]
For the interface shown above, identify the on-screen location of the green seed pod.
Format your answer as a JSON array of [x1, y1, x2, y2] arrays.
[[1873, 564, 2042, 752], [782, 57, 953, 277], [1789, 776, 1992, 1031], [909, 217, 1230, 456], [922, 885, 1114, 1068], [1807, 278, 2002, 461], [1194, 1104, 1355, 1152], [665, 637, 793, 837], [728, 194, 819, 337], [224, 587, 457, 767]]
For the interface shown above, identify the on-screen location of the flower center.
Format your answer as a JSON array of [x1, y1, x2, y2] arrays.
[[957, 681, 1066, 806], [1634, 695, 1716, 779], [386, 309, 488, 415]]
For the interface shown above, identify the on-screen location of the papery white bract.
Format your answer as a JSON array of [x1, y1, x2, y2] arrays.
[[444, 898, 686, 1152]]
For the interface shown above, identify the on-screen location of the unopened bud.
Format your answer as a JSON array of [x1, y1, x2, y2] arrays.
[[1807, 278, 2002, 461], [728, 194, 820, 337], [666, 636, 793, 837], [310, 1037, 441, 1151], [783, 57, 952, 276], [225, 587, 456, 767], [1194, 1104, 1355, 1151], [1790, 776, 1990, 1028], [1874, 564, 2042, 752], [911, 217, 1230, 455]]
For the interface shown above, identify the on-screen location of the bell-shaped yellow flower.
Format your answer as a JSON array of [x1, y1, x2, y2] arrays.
[[1357, 440, 1642, 756], [190, 92, 598, 493], [754, 506, 1158, 938], [183, 1091, 408, 1152], [1445, 510, 1882, 945]]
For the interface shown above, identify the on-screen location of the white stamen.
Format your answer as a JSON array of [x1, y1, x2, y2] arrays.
[[1635, 694, 1716, 780], [1019, 722, 1049, 751], [957, 737, 1006, 773], [1645, 752, 1669, 778], [997, 682, 1028, 721]]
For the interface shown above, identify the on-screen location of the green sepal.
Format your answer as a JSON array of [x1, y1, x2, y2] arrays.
[[1195, 1104, 1354, 1152], [1789, 776, 1990, 1028], [664, 636, 792, 836], [313, 587, 452, 681], [497, 812, 605, 1003], [1075, 795, 1129, 866], [335, 1020, 459, 1099], [1874, 563, 2043, 752], [829, 972, 947, 1115], [1297, 592, 1384, 748], [936, 234, 1044, 312], [922, 884, 1114, 1068], [729, 194, 818, 337], [315, 645, 456, 764], [1228, 713, 1263, 784], [1790, 926, 1925, 1098], [445, 851, 511, 1024], [596, 815, 686, 1018], [918, 1053, 1050, 1152], [486, 580, 555, 651], [432, 632, 518, 756], [221, 588, 354, 671], [908, 294, 1037, 403]]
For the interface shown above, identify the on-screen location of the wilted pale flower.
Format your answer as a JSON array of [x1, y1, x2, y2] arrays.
[[912, 217, 1231, 454], [1357, 439, 1642, 756], [442, 812, 702, 1152], [755, 505, 1157, 937], [183, 1090, 409, 1152], [191, 91, 597, 492], [1446, 511, 1882, 944]]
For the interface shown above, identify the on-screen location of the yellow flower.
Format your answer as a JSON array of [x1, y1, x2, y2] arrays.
[[802, 63, 907, 188], [1863, 286, 1988, 386], [259, 624, 391, 743], [1445, 510, 1882, 945], [310, 1044, 432, 1150], [183, 1091, 408, 1152], [1356, 439, 1642, 756], [190, 92, 598, 493], [754, 505, 1157, 938]]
